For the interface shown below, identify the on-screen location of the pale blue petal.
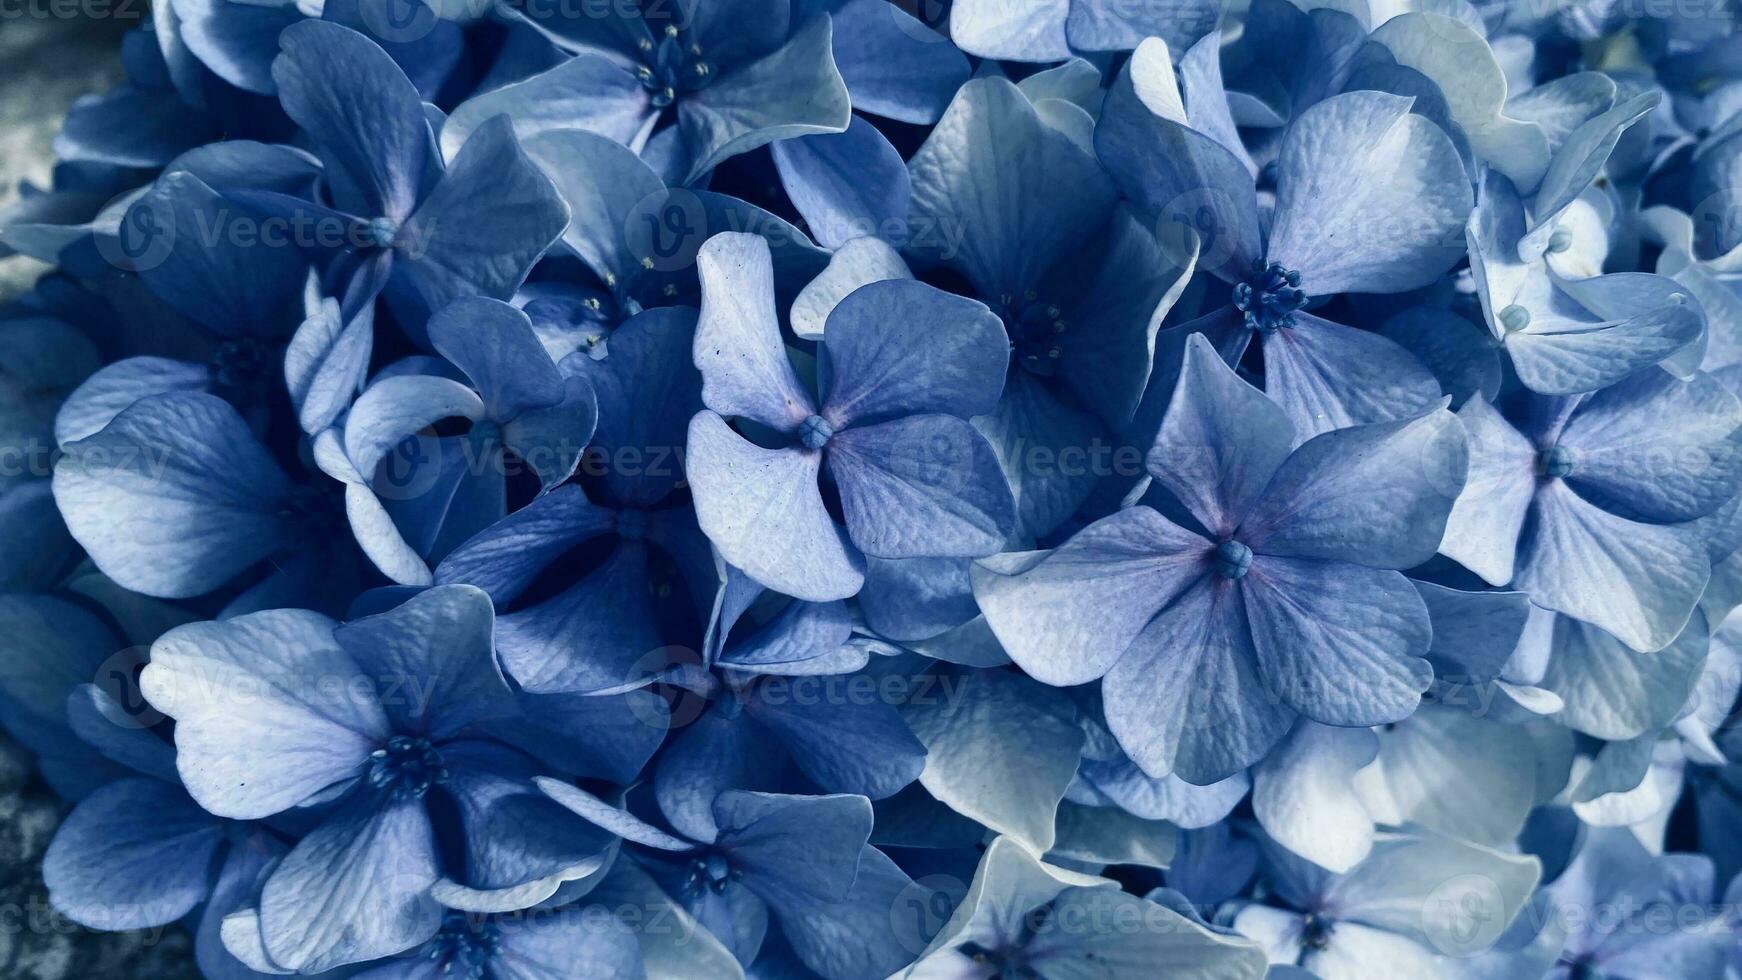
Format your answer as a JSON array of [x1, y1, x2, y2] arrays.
[[1267, 91, 1472, 295]]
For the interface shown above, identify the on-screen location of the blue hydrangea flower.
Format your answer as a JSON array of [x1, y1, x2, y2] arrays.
[[449, 0, 850, 185], [1233, 831, 1541, 976], [1097, 39, 1471, 439], [536, 781, 920, 979], [903, 835, 1269, 980], [513, 127, 826, 362], [973, 335, 1467, 782], [1477, 829, 1733, 980], [904, 75, 1198, 537], [947, 0, 1221, 62], [685, 232, 1015, 601], [1438, 371, 1742, 652], [651, 579, 926, 820], [139, 585, 657, 972], [53, 391, 363, 612], [235, 20, 570, 334], [434, 305, 712, 692], [343, 907, 643, 980]]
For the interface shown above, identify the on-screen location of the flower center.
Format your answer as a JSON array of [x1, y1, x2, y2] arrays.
[[685, 853, 740, 895], [1302, 913, 1335, 951], [799, 414, 834, 450], [369, 735, 448, 800], [616, 508, 649, 542], [637, 26, 713, 108], [1001, 291, 1067, 378], [279, 483, 343, 534], [367, 216, 400, 249], [958, 941, 1039, 979], [1538, 445, 1576, 479], [1232, 260, 1306, 333], [1546, 229, 1573, 254], [1214, 539, 1252, 580], [427, 914, 500, 980], [210, 338, 272, 395]]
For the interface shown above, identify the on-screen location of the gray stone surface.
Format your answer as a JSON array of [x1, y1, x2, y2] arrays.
[[0, 10, 130, 300], [1, 15, 203, 979]]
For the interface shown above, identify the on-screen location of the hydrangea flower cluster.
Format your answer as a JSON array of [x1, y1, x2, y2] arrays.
[[4, 0, 1742, 977]]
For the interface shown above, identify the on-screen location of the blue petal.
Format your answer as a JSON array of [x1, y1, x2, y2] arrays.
[[496, 541, 666, 694], [655, 708, 772, 843], [858, 556, 978, 643], [827, 414, 1015, 559], [65, 684, 178, 782], [1259, 313, 1444, 440], [428, 298, 565, 420], [1104, 577, 1296, 782], [1540, 612, 1710, 740], [562, 306, 700, 507], [285, 298, 374, 435], [394, 116, 571, 318], [438, 54, 653, 163], [536, 779, 697, 851], [1555, 367, 1742, 524], [344, 374, 485, 477], [1267, 91, 1472, 295], [435, 485, 617, 600], [521, 129, 666, 290], [948, 0, 1070, 61], [713, 791, 871, 907], [820, 279, 1006, 425], [1241, 407, 1469, 569], [1376, 307, 1502, 407], [173, 0, 301, 94], [1054, 205, 1197, 428], [143, 608, 388, 818], [715, 598, 855, 673], [826, 0, 969, 124], [1147, 332, 1294, 537], [332, 584, 516, 740], [1438, 395, 1538, 584], [129, 172, 310, 338], [44, 777, 223, 930], [491, 905, 644, 980], [53, 392, 296, 598], [1095, 47, 1261, 284], [1514, 480, 1710, 653], [686, 412, 864, 601], [1243, 558, 1434, 726], [274, 20, 442, 220], [974, 370, 1111, 539], [773, 846, 922, 980], [901, 669, 1083, 852], [503, 377, 598, 491], [483, 689, 667, 785], [908, 76, 1117, 300], [676, 15, 851, 184], [322, 0, 464, 100], [974, 506, 1210, 686], [1507, 273, 1707, 394], [748, 680, 925, 799], [771, 116, 910, 251], [1066, 0, 1220, 53], [258, 793, 443, 972], [694, 233, 816, 430], [432, 740, 615, 913], [55, 356, 214, 446], [54, 85, 220, 170]]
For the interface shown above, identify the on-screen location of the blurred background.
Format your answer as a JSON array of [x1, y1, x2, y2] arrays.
[[0, 10, 200, 977]]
